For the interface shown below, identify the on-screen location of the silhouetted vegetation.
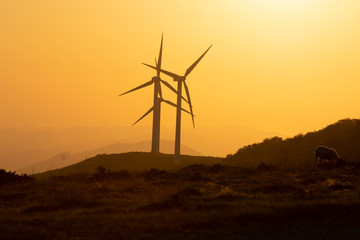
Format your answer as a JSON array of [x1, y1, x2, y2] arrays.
[[91, 165, 132, 181], [35, 152, 222, 179], [2, 119, 360, 239], [143, 168, 178, 181], [0, 169, 33, 186], [2, 163, 360, 239], [226, 118, 360, 167]]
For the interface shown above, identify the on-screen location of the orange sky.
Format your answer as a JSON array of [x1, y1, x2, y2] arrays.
[[1, 0, 360, 136]]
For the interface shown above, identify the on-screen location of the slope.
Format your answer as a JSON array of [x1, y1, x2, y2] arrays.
[[18, 140, 202, 174], [35, 152, 222, 179], [0, 125, 279, 171], [226, 118, 360, 167]]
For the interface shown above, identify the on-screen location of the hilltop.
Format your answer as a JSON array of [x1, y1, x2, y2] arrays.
[[0, 125, 278, 171], [18, 140, 202, 174], [226, 118, 360, 167], [35, 152, 222, 179], [35, 118, 360, 178]]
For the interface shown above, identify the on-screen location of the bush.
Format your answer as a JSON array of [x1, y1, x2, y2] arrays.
[[0, 169, 34, 186], [91, 165, 132, 181], [143, 168, 173, 181]]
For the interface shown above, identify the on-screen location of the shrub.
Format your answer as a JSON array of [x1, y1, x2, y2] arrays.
[[92, 165, 132, 181], [0, 169, 34, 186]]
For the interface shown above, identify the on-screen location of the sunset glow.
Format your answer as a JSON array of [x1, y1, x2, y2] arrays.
[[1, 0, 360, 137], [2, 2, 360, 237]]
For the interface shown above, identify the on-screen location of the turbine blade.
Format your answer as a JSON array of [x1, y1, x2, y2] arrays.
[[162, 99, 176, 108], [181, 94, 189, 105], [142, 62, 157, 71], [154, 59, 162, 98], [142, 63, 180, 79], [157, 34, 163, 77], [160, 79, 177, 94], [181, 107, 193, 116], [184, 45, 212, 77], [162, 99, 193, 115], [158, 81, 162, 98], [160, 79, 189, 104], [132, 106, 154, 126], [183, 81, 195, 128], [119, 80, 154, 96]]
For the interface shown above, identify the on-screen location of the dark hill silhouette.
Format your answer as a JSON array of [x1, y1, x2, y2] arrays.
[[35, 152, 222, 179], [1, 125, 277, 170], [18, 140, 202, 174], [226, 118, 360, 167]]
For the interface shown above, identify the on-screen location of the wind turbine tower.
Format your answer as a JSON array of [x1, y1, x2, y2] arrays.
[[119, 35, 165, 152], [120, 35, 191, 153], [144, 45, 212, 163]]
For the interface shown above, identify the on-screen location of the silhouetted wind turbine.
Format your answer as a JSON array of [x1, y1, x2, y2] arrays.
[[119, 35, 191, 153], [143, 45, 212, 163]]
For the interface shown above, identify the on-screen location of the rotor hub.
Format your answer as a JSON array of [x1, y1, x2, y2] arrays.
[[152, 76, 160, 81], [174, 76, 186, 82]]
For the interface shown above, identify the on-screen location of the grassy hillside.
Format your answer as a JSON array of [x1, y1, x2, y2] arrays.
[[226, 118, 360, 167], [35, 152, 223, 179], [18, 140, 202, 174], [36, 118, 360, 178], [1, 124, 278, 171], [4, 119, 360, 239], [3, 162, 360, 239]]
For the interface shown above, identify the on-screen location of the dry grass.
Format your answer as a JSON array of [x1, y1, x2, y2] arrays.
[[1, 164, 360, 239]]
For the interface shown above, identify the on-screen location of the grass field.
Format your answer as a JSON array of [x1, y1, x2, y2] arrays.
[[1, 157, 360, 239]]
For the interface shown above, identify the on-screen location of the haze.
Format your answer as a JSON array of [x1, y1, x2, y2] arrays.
[[1, 1, 360, 151]]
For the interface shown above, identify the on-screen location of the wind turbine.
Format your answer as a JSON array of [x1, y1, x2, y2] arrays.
[[119, 35, 191, 153], [143, 45, 212, 163]]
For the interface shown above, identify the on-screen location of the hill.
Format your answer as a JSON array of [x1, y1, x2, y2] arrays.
[[5, 153, 360, 239], [18, 140, 202, 174], [0, 126, 149, 171], [0, 125, 279, 171], [35, 152, 222, 179], [226, 118, 360, 167]]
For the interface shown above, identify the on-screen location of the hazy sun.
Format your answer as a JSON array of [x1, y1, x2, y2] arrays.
[[261, 0, 308, 10]]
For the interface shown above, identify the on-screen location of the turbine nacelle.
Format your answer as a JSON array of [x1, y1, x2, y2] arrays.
[[174, 76, 186, 82], [152, 76, 161, 82]]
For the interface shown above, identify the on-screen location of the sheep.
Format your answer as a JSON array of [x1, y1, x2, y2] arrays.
[[314, 146, 340, 164]]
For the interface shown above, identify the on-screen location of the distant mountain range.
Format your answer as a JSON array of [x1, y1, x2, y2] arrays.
[[17, 140, 202, 174], [0, 125, 279, 171], [35, 152, 222, 179], [226, 118, 360, 167], [26, 118, 360, 177]]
